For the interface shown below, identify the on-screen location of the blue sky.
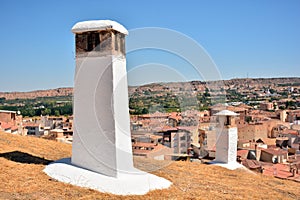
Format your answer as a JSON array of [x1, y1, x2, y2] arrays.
[[0, 0, 299, 91]]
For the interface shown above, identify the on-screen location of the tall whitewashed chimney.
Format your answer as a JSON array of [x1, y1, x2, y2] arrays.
[[214, 110, 239, 164], [71, 20, 134, 177]]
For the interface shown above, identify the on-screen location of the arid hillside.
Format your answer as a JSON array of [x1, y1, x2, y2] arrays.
[[0, 132, 299, 199], [0, 88, 73, 100], [1, 77, 300, 100]]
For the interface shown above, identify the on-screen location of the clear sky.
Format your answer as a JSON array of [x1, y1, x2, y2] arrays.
[[0, 0, 299, 91]]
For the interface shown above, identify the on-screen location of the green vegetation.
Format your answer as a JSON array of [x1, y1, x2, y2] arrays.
[[0, 96, 72, 117], [129, 89, 213, 115], [0, 97, 5, 104], [1, 78, 299, 116], [129, 92, 183, 114]]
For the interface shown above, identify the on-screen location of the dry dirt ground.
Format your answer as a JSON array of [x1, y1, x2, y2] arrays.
[[0, 132, 299, 200]]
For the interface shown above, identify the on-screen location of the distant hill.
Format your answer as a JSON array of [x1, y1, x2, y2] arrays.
[[0, 131, 299, 199], [0, 87, 73, 100], [1, 77, 300, 100], [128, 77, 300, 93]]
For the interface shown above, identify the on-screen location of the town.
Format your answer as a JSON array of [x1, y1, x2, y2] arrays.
[[0, 77, 300, 182]]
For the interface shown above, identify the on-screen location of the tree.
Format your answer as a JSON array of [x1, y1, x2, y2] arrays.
[[28, 109, 35, 117], [0, 97, 6, 104], [54, 110, 60, 116], [204, 87, 210, 97], [42, 108, 51, 116], [141, 107, 148, 114]]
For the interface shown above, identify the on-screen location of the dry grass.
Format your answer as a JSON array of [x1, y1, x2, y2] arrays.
[[0, 131, 299, 200]]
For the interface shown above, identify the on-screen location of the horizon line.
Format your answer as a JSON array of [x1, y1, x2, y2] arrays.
[[1, 76, 300, 93]]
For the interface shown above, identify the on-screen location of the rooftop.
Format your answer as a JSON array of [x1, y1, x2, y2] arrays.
[[71, 20, 128, 35], [281, 129, 299, 135], [214, 110, 239, 116], [0, 110, 16, 114], [261, 148, 288, 155]]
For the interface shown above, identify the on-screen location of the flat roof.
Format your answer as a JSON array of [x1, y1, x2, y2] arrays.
[[71, 20, 128, 35], [214, 110, 239, 116], [167, 153, 189, 157], [0, 110, 16, 114]]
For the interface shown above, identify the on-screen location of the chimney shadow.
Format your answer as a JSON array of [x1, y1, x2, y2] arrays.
[[0, 151, 53, 165]]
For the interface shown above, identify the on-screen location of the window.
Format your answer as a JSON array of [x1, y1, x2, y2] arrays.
[[76, 32, 101, 53], [173, 142, 178, 147], [87, 34, 93, 51], [100, 31, 112, 51], [113, 33, 125, 54], [75, 31, 125, 54], [93, 32, 100, 51], [225, 116, 231, 125], [115, 32, 119, 51], [120, 34, 125, 54]]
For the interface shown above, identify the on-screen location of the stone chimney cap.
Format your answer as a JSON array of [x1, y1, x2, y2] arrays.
[[214, 110, 239, 116], [71, 20, 128, 35]]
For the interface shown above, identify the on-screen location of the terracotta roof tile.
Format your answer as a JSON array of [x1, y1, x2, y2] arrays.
[[261, 148, 288, 155]]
